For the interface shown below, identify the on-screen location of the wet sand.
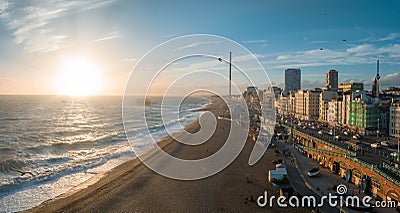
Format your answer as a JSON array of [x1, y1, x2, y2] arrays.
[[28, 99, 310, 213]]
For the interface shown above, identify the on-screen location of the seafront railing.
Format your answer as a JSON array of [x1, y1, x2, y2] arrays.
[[280, 123, 357, 156], [298, 145, 345, 157], [381, 162, 400, 177]]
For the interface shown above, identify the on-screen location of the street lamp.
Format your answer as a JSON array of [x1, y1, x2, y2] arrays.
[[397, 135, 399, 162], [377, 118, 380, 139], [218, 51, 232, 101]]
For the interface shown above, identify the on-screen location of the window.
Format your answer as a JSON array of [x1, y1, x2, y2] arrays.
[[371, 178, 381, 190]]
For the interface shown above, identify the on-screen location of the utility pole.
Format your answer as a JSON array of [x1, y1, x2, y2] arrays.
[[377, 118, 380, 139], [218, 52, 232, 101], [229, 51, 232, 101], [397, 136, 399, 162]]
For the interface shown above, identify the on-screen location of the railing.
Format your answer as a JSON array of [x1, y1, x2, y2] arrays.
[[373, 167, 400, 187], [281, 123, 356, 156], [381, 162, 400, 176], [299, 145, 346, 157]]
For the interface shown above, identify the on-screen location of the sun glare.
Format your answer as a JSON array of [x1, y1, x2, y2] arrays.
[[55, 56, 103, 96]]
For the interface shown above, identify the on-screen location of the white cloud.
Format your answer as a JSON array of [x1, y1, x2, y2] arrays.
[[174, 41, 220, 51], [0, 0, 117, 53], [378, 33, 400, 42], [243, 39, 267, 43], [346, 44, 374, 54], [379, 72, 400, 87], [94, 31, 120, 42], [122, 58, 138, 62], [264, 43, 400, 70], [308, 40, 328, 44]]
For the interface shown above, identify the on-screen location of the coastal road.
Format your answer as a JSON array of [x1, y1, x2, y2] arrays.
[[275, 141, 338, 213]]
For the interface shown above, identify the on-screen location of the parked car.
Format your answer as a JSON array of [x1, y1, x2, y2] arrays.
[[307, 167, 320, 177], [352, 135, 359, 140], [371, 143, 380, 149], [334, 135, 340, 140], [318, 131, 323, 135], [343, 131, 349, 136], [380, 141, 390, 147]]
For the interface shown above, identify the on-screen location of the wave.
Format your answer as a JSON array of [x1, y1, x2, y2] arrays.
[[0, 96, 210, 211], [0, 146, 134, 198]]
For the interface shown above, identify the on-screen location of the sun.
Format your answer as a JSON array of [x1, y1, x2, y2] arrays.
[[55, 56, 103, 96]]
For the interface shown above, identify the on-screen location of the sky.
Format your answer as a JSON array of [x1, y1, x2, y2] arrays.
[[0, 0, 399, 95]]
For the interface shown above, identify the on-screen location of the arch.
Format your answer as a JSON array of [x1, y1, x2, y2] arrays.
[[327, 157, 334, 170], [386, 190, 399, 207], [339, 161, 347, 178], [352, 168, 362, 185]]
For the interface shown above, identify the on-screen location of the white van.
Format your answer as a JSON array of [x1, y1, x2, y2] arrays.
[[371, 143, 380, 149], [380, 141, 390, 147]]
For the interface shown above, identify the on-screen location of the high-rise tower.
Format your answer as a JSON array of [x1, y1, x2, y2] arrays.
[[325, 69, 338, 90], [283, 68, 301, 95]]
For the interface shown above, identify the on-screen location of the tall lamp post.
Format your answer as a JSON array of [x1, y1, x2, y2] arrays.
[[218, 51, 232, 101], [377, 118, 380, 139], [397, 135, 399, 162]]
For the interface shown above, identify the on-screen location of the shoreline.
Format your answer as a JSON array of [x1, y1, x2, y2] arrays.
[[27, 98, 309, 212], [22, 99, 210, 212]]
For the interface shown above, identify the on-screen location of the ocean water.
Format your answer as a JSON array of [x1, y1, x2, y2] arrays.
[[0, 95, 208, 212]]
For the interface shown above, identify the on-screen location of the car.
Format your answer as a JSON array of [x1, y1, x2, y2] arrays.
[[343, 131, 349, 136], [318, 131, 323, 135], [371, 143, 380, 149], [307, 167, 320, 177], [390, 152, 399, 158], [334, 135, 340, 140], [352, 135, 359, 140], [380, 141, 390, 147]]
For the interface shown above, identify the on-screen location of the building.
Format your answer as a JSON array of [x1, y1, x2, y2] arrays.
[[295, 89, 321, 120], [379, 101, 391, 135], [349, 92, 380, 136], [390, 100, 400, 137], [339, 82, 364, 93], [258, 89, 265, 102], [283, 68, 301, 95], [324, 69, 338, 90], [278, 94, 289, 115], [341, 92, 353, 125], [319, 90, 338, 122], [247, 86, 258, 95], [327, 97, 343, 125], [372, 60, 381, 98], [272, 86, 282, 100]]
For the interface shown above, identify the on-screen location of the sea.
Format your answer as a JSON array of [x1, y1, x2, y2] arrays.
[[0, 95, 209, 212]]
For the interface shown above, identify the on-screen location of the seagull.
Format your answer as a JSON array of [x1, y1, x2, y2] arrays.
[[218, 58, 223, 62], [342, 39, 347, 42], [320, 48, 324, 51]]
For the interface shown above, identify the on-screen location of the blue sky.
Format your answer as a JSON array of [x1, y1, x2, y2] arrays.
[[0, 0, 399, 95]]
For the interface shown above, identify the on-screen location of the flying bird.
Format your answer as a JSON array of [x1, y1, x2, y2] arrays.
[[218, 58, 223, 62]]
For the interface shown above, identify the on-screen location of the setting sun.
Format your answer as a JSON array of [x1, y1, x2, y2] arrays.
[[55, 56, 103, 96]]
